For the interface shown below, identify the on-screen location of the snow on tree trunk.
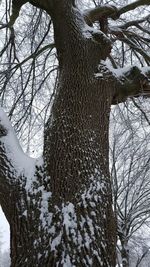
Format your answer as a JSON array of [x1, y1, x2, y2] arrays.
[[42, 74, 116, 265], [0, 63, 116, 266]]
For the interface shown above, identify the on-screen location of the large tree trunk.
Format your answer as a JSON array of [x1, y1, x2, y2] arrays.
[[4, 70, 116, 266], [0, 1, 117, 266], [43, 69, 116, 266]]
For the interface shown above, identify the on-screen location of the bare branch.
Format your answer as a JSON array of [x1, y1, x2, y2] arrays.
[[119, 15, 150, 29], [84, 5, 119, 26], [110, 29, 150, 64], [131, 98, 150, 125], [8, 0, 27, 27], [84, 0, 150, 26], [119, 0, 150, 16], [5, 43, 55, 72]]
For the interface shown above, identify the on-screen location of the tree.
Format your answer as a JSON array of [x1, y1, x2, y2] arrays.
[[0, 231, 10, 267], [130, 237, 150, 267], [110, 103, 150, 267], [0, 0, 150, 266], [0, 232, 3, 267]]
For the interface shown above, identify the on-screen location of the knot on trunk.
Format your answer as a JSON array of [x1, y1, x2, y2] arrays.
[[0, 123, 7, 137], [90, 30, 112, 59], [125, 66, 150, 94]]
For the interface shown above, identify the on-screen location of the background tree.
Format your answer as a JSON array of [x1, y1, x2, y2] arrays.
[[0, 231, 10, 267], [0, 0, 150, 266], [130, 237, 150, 267], [0, 232, 3, 267], [110, 102, 150, 267]]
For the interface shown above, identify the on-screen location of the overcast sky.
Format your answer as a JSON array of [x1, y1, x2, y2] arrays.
[[0, 207, 10, 253]]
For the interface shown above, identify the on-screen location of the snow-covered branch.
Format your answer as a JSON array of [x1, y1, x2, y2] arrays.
[[84, 5, 119, 26], [112, 66, 150, 104], [0, 109, 36, 214], [0, 108, 33, 175], [84, 0, 150, 26], [0, 108, 43, 230]]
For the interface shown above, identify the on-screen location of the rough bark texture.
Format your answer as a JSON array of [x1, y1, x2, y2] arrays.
[[43, 2, 116, 266], [0, 1, 117, 265], [0, 0, 150, 266]]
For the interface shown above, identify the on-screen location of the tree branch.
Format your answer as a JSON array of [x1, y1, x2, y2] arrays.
[[131, 97, 150, 125], [110, 29, 150, 64], [0, 108, 39, 223], [119, 15, 150, 29], [4, 0, 52, 28], [84, 5, 119, 26], [112, 66, 150, 104], [8, 0, 28, 27], [84, 0, 150, 25], [119, 0, 150, 16], [0, 108, 35, 191], [0, 108, 30, 174], [4, 43, 55, 73]]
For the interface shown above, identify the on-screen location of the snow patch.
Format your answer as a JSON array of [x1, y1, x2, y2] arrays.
[[100, 60, 150, 80], [61, 254, 75, 267], [0, 108, 36, 179], [51, 232, 62, 251], [62, 203, 77, 235]]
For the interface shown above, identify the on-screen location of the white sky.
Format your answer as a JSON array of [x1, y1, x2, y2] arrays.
[[0, 207, 10, 253]]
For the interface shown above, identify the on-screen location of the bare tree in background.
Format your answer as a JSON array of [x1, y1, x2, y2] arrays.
[[110, 102, 150, 267], [0, 0, 150, 266], [0, 233, 3, 267]]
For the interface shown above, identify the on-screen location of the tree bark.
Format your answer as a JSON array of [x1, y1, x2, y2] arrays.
[[120, 240, 129, 267], [44, 2, 116, 265]]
